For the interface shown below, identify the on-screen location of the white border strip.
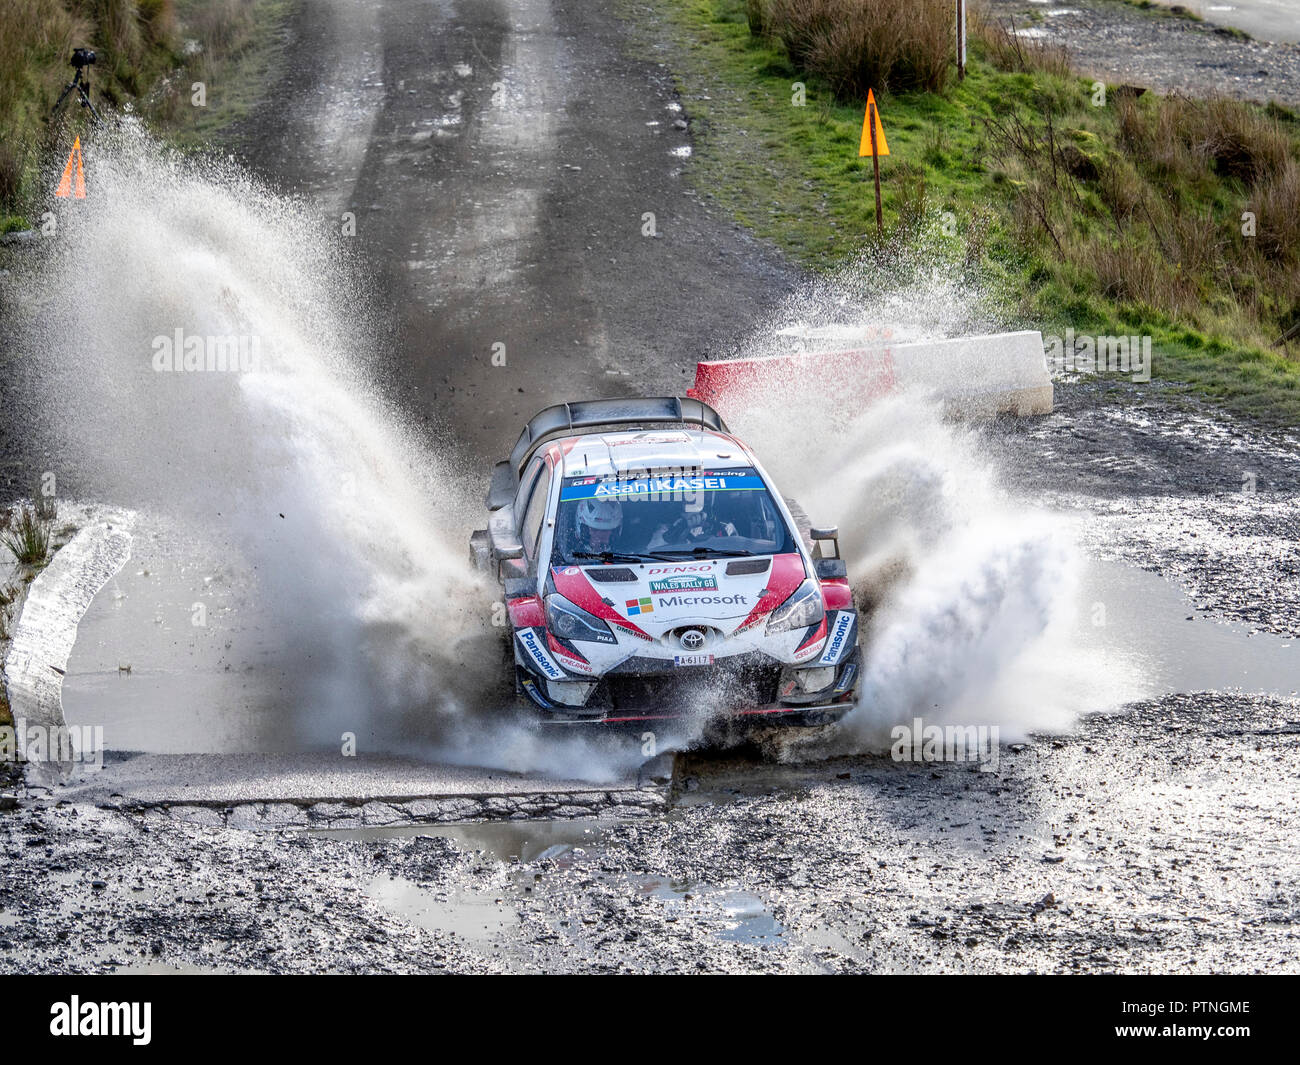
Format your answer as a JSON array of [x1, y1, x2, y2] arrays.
[[3, 515, 134, 768]]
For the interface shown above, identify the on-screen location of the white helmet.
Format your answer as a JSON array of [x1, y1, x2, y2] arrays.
[[577, 498, 622, 531]]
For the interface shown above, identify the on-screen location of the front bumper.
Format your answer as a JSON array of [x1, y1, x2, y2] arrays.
[[535, 700, 853, 727], [517, 647, 859, 726]]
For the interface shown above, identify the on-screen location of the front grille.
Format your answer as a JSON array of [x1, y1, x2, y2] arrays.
[[591, 662, 781, 713], [585, 567, 638, 583], [726, 558, 771, 576]]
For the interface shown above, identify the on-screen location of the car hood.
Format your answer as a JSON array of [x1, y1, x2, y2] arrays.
[[550, 553, 807, 638]]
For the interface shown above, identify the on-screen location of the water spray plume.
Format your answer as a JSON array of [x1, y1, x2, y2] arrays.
[[10, 138, 1131, 775]]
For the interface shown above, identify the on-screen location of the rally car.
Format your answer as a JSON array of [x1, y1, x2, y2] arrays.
[[470, 397, 860, 724]]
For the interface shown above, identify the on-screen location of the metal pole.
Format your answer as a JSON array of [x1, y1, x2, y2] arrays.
[[957, 0, 966, 81], [869, 100, 882, 236]]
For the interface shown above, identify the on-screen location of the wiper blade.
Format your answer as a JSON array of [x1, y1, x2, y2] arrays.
[[571, 548, 762, 563], [648, 547, 760, 559]]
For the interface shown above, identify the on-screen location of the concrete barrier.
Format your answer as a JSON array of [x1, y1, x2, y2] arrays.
[[689, 329, 1053, 419], [3, 513, 134, 782]]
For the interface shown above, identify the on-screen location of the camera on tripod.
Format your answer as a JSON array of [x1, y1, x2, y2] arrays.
[[50, 47, 104, 123]]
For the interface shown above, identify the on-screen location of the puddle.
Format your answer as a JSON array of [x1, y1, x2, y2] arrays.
[[337, 819, 609, 951], [637, 876, 785, 944], [1077, 560, 1297, 698], [311, 818, 607, 861], [62, 516, 297, 753], [367, 874, 519, 948]]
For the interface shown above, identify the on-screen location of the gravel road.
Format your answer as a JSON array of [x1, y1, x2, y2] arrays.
[[985, 0, 1300, 104]]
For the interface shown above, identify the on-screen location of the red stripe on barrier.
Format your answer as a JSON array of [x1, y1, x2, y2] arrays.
[[688, 347, 897, 419]]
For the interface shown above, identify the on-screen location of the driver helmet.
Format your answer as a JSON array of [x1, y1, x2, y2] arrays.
[[577, 497, 623, 532]]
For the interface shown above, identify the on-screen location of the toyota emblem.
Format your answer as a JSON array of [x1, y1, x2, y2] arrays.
[[679, 629, 706, 651]]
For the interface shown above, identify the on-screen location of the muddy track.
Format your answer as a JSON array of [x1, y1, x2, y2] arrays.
[[985, 0, 1300, 104], [224, 0, 797, 465]]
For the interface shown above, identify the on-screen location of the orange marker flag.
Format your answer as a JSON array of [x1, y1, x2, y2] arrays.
[[858, 89, 890, 157], [54, 136, 86, 199]]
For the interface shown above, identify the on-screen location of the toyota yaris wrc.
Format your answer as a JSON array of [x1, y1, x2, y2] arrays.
[[470, 398, 861, 724]]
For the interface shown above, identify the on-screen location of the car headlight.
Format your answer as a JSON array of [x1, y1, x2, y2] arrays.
[[766, 579, 824, 635], [794, 665, 836, 692], [545, 594, 617, 644]]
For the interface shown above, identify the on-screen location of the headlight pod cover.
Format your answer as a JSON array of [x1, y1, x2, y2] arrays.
[[545, 594, 617, 644], [793, 665, 837, 692], [766, 578, 824, 635]]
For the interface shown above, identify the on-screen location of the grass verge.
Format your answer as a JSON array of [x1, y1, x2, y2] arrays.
[[626, 0, 1300, 424], [0, 0, 290, 226]]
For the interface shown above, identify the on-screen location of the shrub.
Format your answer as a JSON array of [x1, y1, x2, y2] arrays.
[[762, 0, 954, 98], [1252, 158, 1300, 265], [1195, 97, 1291, 185], [971, 12, 1070, 78], [1, 507, 50, 567]]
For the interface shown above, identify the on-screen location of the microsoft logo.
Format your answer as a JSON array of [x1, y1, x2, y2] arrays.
[[625, 597, 653, 616]]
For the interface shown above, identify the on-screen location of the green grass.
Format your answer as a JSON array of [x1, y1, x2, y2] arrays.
[[159, 0, 291, 147], [0, 0, 290, 226], [1, 507, 50, 568], [629, 0, 1300, 424]]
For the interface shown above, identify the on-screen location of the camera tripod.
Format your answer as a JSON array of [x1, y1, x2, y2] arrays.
[[50, 65, 104, 125]]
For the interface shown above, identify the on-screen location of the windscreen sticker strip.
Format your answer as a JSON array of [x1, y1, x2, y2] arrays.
[[560, 473, 766, 501]]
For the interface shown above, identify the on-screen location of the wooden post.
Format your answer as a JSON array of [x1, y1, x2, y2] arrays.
[[957, 0, 967, 81], [869, 99, 883, 236]]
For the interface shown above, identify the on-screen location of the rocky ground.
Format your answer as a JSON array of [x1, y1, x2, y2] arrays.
[[2, 687, 1297, 974], [986, 0, 1300, 104], [3, 368, 1299, 973]]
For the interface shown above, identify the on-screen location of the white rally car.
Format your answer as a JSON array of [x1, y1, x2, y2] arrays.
[[470, 398, 860, 725]]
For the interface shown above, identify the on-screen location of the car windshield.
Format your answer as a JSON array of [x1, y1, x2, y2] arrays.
[[552, 468, 797, 565]]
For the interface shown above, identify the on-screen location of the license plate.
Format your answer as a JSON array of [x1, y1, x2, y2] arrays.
[[674, 654, 714, 667]]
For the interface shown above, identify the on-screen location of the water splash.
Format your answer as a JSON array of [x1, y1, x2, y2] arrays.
[[10, 135, 1135, 776], [10, 125, 654, 778], [723, 236, 1144, 755]]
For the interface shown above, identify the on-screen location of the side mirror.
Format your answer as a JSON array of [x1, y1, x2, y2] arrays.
[[495, 544, 526, 581], [810, 525, 840, 560], [814, 557, 847, 580]]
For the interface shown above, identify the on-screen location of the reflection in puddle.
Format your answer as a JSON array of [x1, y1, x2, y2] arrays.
[[348, 819, 610, 954], [637, 876, 785, 944], [366, 874, 517, 948], [1078, 560, 1297, 698], [313, 818, 605, 863]]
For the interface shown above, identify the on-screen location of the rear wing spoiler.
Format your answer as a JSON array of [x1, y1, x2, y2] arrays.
[[507, 396, 728, 477]]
